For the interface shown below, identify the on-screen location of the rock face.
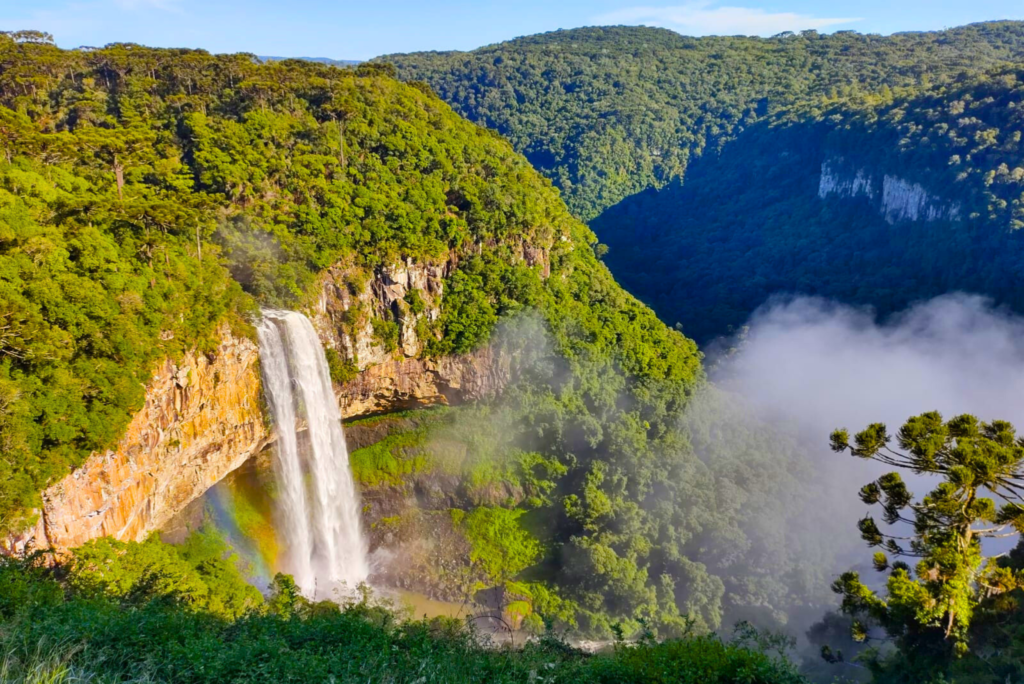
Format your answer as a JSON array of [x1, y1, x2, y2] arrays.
[[3, 328, 267, 556], [312, 258, 446, 369], [4, 249, 546, 556], [337, 347, 511, 417], [818, 158, 961, 224], [311, 255, 529, 417], [818, 160, 875, 200], [880, 175, 962, 223]]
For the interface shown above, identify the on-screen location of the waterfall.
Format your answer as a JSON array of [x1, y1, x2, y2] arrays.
[[256, 310, 369, 599]]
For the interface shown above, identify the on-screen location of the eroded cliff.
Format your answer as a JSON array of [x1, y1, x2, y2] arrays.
[[5, 250, 545, 555], [818, 158, 962, 224], [3, 328, 267, 556]]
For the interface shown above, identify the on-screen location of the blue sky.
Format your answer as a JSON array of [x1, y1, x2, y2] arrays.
[[2, 0, 1021, 60]]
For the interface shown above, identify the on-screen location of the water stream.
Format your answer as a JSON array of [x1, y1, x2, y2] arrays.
[[256, 310, 369, 599]]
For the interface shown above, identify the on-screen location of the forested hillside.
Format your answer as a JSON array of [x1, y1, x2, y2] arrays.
[[4, 21, 1024, 684], [595, 66, 1024, 342], [383, 22, 1024, 221], [0, 31, 836, 641]]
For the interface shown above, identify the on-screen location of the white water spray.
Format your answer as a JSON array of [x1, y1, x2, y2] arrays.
[[257, 310, 369, 599]]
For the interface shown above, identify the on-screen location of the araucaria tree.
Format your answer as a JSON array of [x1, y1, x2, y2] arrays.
[[829, 412, 1024, 660]]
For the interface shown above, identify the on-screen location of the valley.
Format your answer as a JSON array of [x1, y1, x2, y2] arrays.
[[1, 17, 1024, 684]]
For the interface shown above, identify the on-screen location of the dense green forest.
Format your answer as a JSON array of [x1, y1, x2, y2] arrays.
[[383, 22, 1024, 221], [384, 22, 1024, 343], [594, 66, 1024, 342], [0, 30, 838, 649]]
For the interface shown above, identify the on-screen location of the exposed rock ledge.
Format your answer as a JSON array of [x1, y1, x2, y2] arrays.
[[818, 158, 962, 224], [3, 251, 535, 556], [313, 256, 518, 417], [338, 347, 510, 418], [3, 328, 267, 556]]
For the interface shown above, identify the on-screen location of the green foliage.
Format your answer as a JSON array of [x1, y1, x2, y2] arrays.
[[0, 31, 834, 646], [595, 66, 1024, 342], [829, 412, 1024, 680], [454, 506, 541, 584], [68, 533, 262, 620], [427, 259, 499, 356], [348, 427, 431, 487], [0, 151, 247, 534], [385, 22, 1024, 221], [0, 36, 703, 543], [370, 316, 400, 354], [403, 287, 425, 315], [323, 346, 357, 384], [586, 633, 807, 684], [0, 541, 809, 683], [0, 553, 62, 621]]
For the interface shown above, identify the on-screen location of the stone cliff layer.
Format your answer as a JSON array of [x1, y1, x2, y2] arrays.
[[3, 328, 267, 556], [314, 257, 515, 417], [818, 157, 962, 224], [4, 249, 543, 555]]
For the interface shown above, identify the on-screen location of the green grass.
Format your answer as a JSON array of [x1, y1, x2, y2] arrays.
[[1, 600, 808, 684], [0, 548, 808, 684]]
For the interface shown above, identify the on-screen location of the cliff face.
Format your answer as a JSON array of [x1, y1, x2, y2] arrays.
[[3, 329, 267, 556], [818, 158, 962, 224], [5, 250, 543, 556], [313, 253, 542, 417]]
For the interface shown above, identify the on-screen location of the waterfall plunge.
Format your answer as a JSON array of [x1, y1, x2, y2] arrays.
[[257, 310, 369, 599]]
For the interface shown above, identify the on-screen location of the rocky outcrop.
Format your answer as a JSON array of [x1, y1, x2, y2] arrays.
[[337, 347, 511, 417], [818, 160, 875, 200], [3, 328, 267, 556], [311, 250, 547, 417], [5, 245, 549, 556], [312, 258, 445, 370], [818, 158, 961, 224], [880, 175, 962, 223]]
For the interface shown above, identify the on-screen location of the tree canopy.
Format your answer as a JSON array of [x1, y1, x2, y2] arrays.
[[829, 412, 1024, 682], [383, 22, 1024, 221], [0, 34, 835, 640]]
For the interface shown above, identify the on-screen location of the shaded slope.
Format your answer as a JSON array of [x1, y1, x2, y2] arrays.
[[592, 66, 1024, 343]]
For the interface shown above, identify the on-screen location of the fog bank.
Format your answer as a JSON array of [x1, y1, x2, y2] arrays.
[[704, 293, 1024, 586], [712, 294, 1024, 431]]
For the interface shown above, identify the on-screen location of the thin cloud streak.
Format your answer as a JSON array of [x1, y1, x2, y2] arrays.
[[596, 2, 861, 36]]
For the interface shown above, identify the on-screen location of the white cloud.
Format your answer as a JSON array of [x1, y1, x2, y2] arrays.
[[595, 1, 860, 36]]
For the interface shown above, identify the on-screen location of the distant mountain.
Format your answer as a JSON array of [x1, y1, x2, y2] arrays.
[[258, 55, 360, 66], [382, 21, 1024, 221], [381, 21, 1024, 342], [592, 66, 1024, 342]]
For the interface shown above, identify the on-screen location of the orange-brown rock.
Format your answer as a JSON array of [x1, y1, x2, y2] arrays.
[[337, 344, 510, 417], [4, 250, 543, 556], [3, 328, 266, 556]]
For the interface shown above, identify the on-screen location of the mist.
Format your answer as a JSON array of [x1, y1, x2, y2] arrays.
[[697, 293, 1024, 631], [712, 293, 1024, 431]]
